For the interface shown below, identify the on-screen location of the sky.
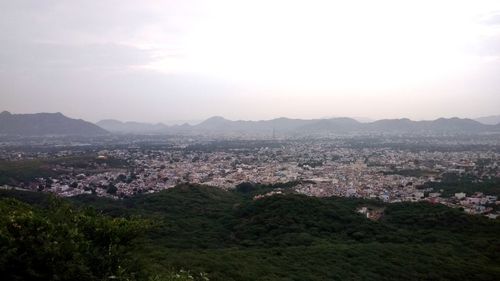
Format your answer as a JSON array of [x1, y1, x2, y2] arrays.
[[1, 0, 500, 123]]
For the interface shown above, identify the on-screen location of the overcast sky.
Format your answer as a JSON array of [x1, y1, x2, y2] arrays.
[[1, 0, 500, 123]]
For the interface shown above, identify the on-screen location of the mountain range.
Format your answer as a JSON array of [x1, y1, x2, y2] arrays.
[[0, 111, 107, 136], [96, 119, 169, 134], [1, 111, 499, 136], [96, 115, 500, 136], [474, 115, 500, 125]]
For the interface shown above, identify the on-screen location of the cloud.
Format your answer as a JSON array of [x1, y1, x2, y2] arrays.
[[0, 1, 198, 73], [0, 1, 199, 44], [0, 41, 154, 70], [477, 36, 500, 56], [479, 11, 500, 25]]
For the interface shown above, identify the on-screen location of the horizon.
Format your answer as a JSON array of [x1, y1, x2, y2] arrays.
[[1, 1, 500, 123], [1, 109, 499, 125]]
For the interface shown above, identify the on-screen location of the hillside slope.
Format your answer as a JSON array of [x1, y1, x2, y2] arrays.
[[0, 111, 108, 136], [3, 185, 498, 280]]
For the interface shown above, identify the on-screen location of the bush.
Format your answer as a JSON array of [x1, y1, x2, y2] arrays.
[[0, 197, 146, 281]]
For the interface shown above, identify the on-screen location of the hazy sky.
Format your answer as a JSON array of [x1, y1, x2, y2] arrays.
[[1, 0, 500, 123]]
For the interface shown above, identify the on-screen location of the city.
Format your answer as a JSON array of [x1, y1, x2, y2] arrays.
[[2, 135, 499, 219], [2, 0, 500, 280]]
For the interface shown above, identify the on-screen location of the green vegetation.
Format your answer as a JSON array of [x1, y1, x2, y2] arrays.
[[0, 155, 127, 185], [1, 185, 499, 280], [0, 159, 57, 185], [235, 181, 299, 198], [423, 174, 500, 197], [0, 196, 146, 281]]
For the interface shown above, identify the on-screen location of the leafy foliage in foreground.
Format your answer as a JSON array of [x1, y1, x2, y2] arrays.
[[1, 185, 500, 280], [0, 196, 146, 281]]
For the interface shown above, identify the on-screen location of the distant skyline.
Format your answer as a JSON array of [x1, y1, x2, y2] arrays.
[[2, 110, 500, 126], [1, 0, 500, 123]]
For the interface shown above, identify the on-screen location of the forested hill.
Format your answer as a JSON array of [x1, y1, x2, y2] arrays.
[[1, 185, 500, 281]]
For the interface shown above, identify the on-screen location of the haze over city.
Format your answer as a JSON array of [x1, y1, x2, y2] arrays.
[[1, 0, 500, 123]]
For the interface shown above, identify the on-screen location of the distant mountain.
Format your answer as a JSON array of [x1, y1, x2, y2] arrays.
[[475, 115, 500, 125], [423, 118, 487, 133], [0, 111, 108, 136], [95, 115, 500, 136], [193, 116, 235, 131], [190, 117, 316, 135], [368, 118, 415, 132], [96, 119, 168, 134], [184, 116, 499, 136], [322, 116, 374, 123], [296, 118, 363, 133], [365, 117, 489, 134]]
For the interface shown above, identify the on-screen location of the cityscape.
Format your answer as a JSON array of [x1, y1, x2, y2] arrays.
[[1, 132, 499, 219], [2, 0, 500, 280]]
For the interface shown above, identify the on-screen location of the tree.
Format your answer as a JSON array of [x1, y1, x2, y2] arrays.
[[0, 197, 146, 281], [107, 183, 118, 195]]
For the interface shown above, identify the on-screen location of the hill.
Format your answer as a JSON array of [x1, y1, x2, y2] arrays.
[[0, 111, 108, 136], [475, 115, 500, 125], [97, 116, 500, 136], [187, 116, 498, 136], [367, 117, 490, 134], [2, 185, 499, 280], [96, 119, 168, 134]]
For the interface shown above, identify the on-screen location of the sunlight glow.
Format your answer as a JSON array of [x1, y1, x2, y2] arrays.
[[143, 0, 500, 92]]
